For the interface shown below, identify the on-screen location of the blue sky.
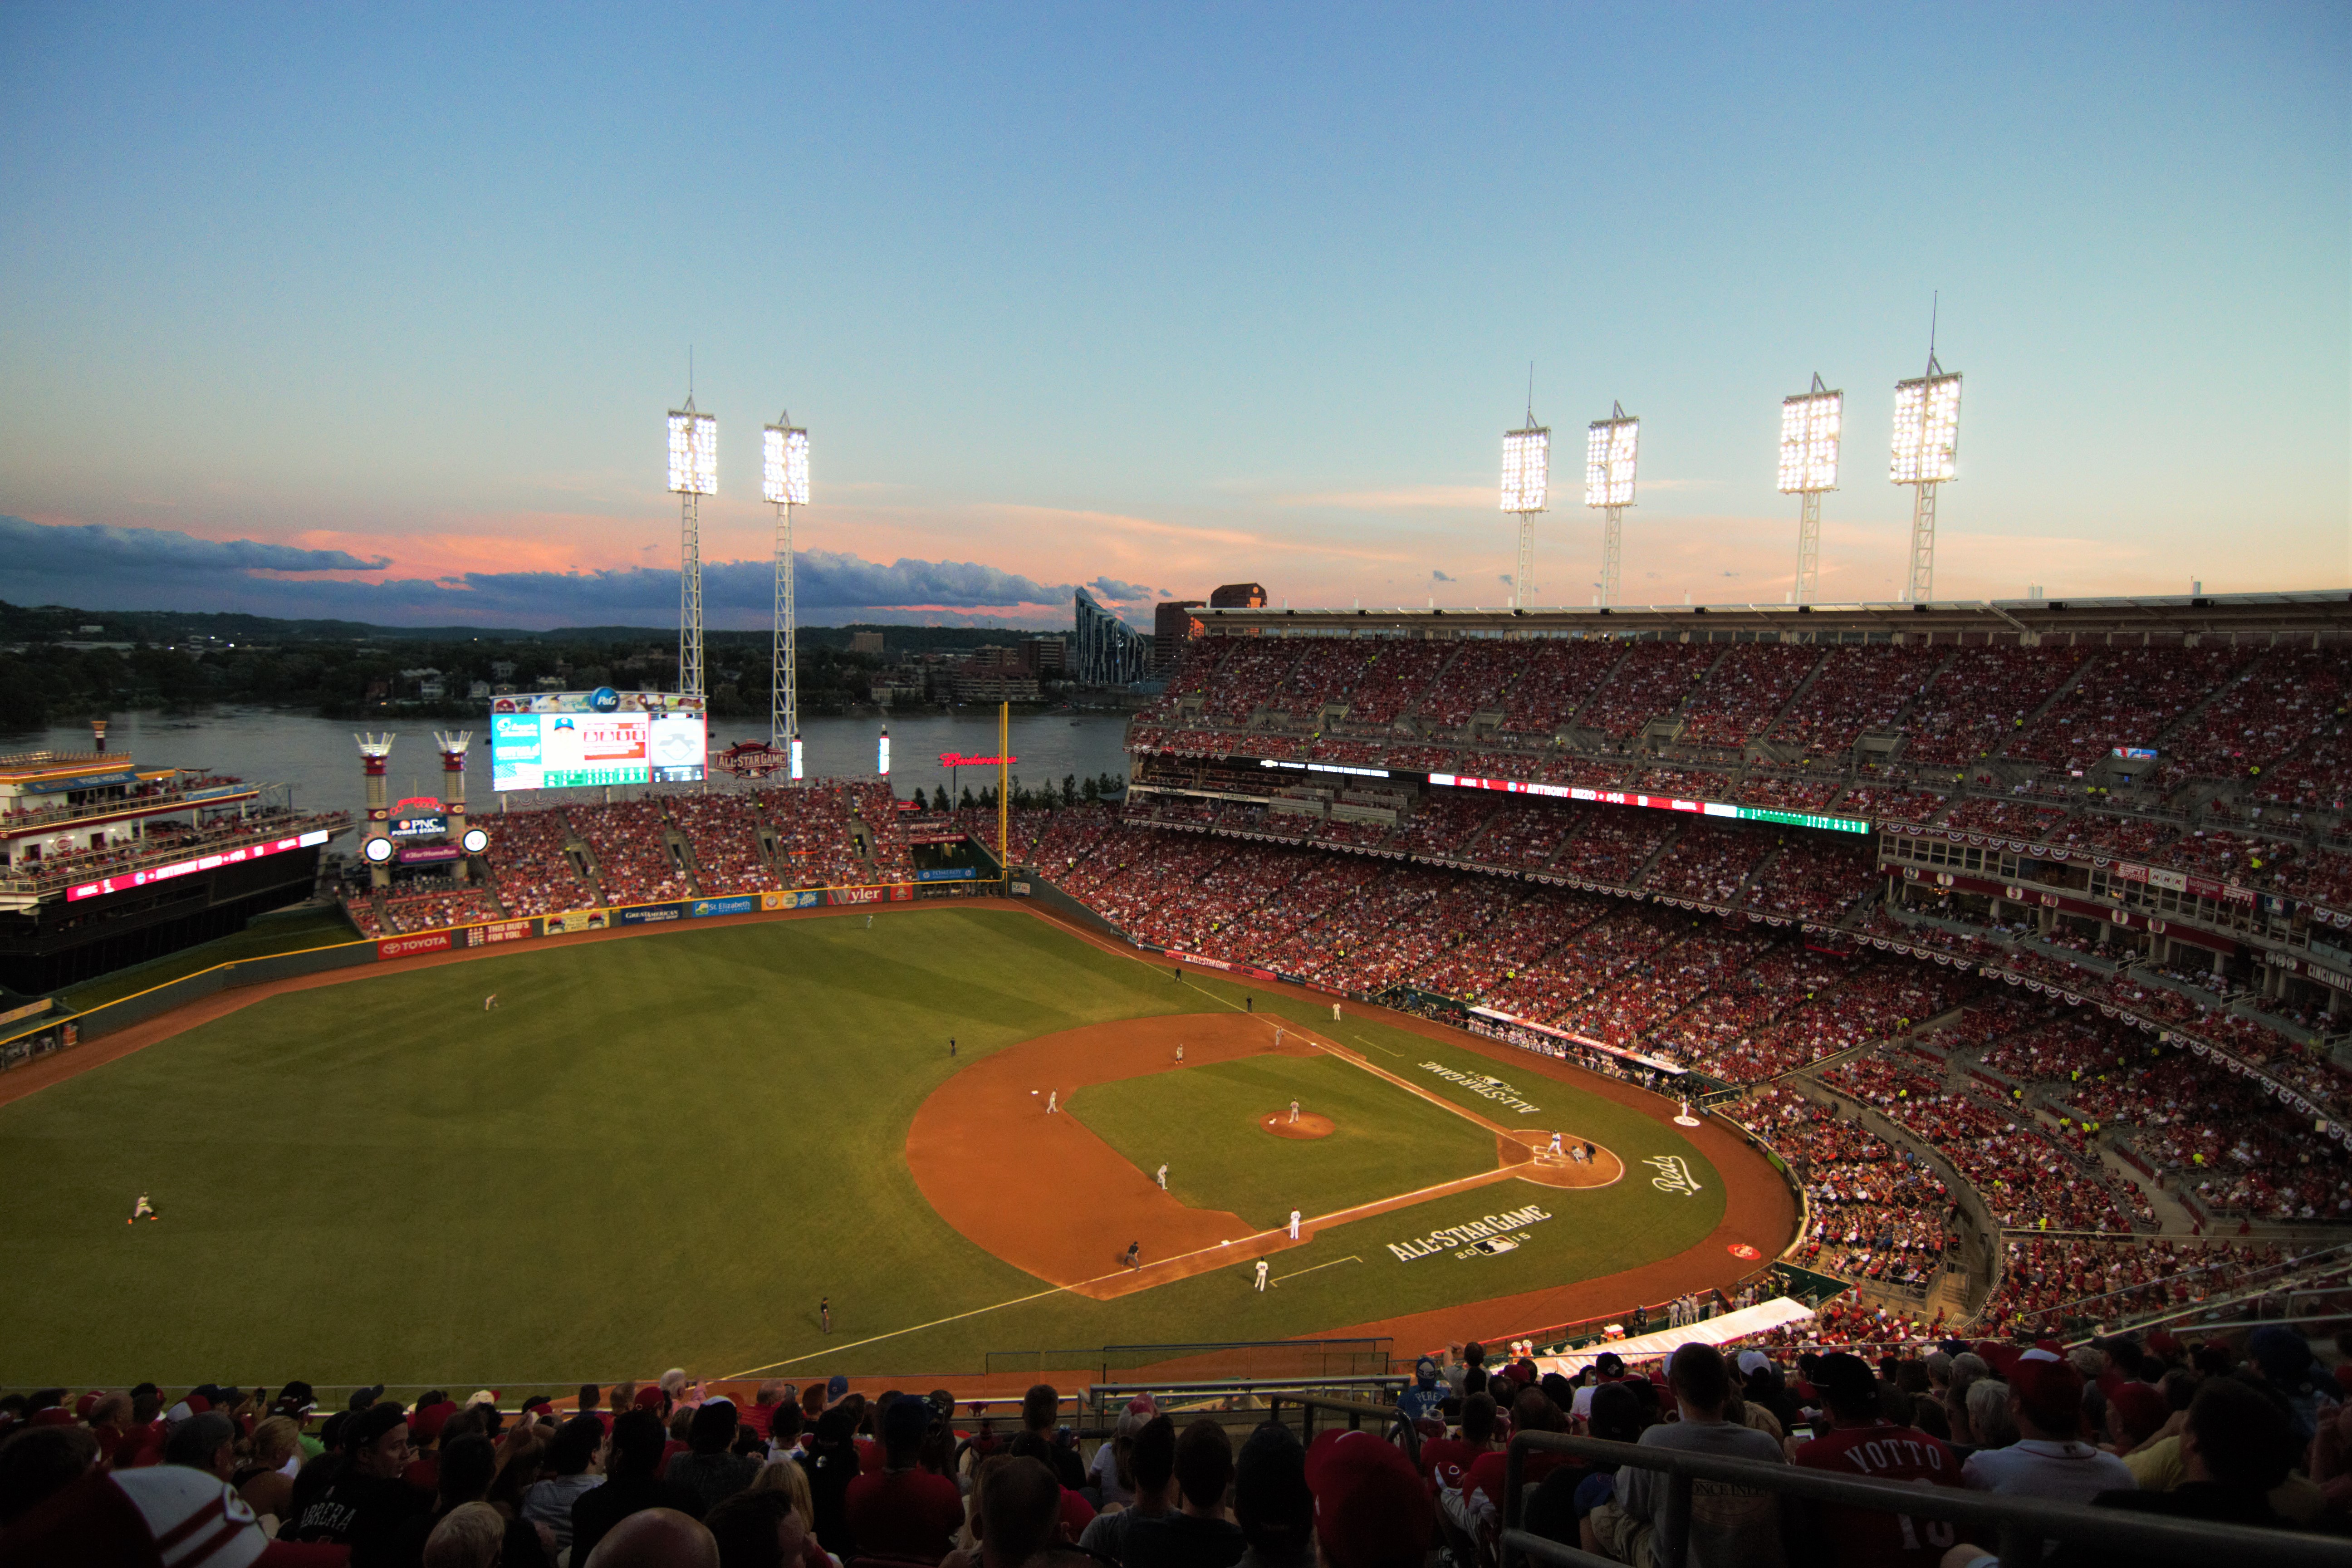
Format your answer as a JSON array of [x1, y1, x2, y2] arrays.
[[2, 2, 2344, 627]]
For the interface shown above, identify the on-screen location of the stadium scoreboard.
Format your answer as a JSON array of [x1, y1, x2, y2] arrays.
[[489, 690, 708, 792]]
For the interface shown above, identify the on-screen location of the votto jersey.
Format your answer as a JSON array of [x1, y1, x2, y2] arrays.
[[1790, 1422, 1962, 1567]]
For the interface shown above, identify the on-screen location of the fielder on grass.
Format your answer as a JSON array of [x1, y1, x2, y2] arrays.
[[1253, 1259, 1269, 1291]]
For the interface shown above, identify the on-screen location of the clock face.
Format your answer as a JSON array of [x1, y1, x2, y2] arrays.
[[363, 837, 393, 863], [462, 828, 489, 853]]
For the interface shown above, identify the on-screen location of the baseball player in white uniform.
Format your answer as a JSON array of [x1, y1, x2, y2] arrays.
[[1288, 1208, 1301, 1240], [1547, 1131, 1564, 1159], [1289, 1099, 1301, 1124], [1156, 1163, 1168, 1190], [1254, 1258, 1269, 1291], [1046, 1091, 1058, 1114]]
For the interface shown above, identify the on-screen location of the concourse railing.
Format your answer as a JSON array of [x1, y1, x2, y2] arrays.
[[1499, 1431, 2352, 1568]]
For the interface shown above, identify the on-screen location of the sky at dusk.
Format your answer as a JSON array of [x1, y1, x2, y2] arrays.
[[2, 3, 2346, 629]]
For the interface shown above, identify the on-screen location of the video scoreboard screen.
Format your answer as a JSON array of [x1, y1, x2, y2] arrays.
[[489, 691, 706, 791]]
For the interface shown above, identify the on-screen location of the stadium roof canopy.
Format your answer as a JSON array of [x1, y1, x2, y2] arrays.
[[1200, 589, 2352, 641]]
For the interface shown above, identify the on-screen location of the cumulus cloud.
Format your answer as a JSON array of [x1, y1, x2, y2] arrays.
[[1081, 575, 1155, 602], [0, 515, 1117, 629], [0, 515, 390, 574]]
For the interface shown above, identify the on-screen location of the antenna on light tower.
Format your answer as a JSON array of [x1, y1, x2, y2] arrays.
[[667, 390, 719, 702], [1778, 373, 1843, 606], [762, 412, 811, 772], [1499, 366, 1550, 610], [1584, 401, 1640, 608], [1890, 303, 1963, 604]]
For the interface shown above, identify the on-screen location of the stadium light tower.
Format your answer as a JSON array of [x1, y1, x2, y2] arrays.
[[1584, 402, 1639, 607], [667, 396, 718, 701], [1890, 330, 1961, 603], [762, 413, 810, 759], [1499, 378, 1550, 610], [1778, 374, 1842, 606]]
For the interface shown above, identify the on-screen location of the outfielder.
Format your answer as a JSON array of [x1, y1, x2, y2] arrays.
[[1253, 1258, 1269, 1291], [128, 1193, 157, 1225], [483, 994, 498, 1011]]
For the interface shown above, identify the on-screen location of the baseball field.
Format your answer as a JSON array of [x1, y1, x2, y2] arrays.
[[0, 904, 1793, 1391]]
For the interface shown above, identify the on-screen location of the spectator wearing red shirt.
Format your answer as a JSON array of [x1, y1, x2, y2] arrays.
[[1789, 1353, 1961, 1566], [1419, 1393, 1499, 1493], [847, 1396, 965, 1562], [747, 1380, 792, 1441], [1447, 1389, 1574, 1534]]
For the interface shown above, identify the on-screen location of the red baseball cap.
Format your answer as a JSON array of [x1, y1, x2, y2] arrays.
[[408, 1401, 458, 1442], [0, 1465, 349, 1566], [1304, 1430, 1430, 1568]]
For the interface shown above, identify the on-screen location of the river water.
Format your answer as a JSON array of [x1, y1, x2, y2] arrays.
[[1, 709, 1135, 820]]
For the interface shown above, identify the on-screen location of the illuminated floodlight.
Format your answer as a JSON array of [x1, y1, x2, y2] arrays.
[[1500, 426, 1550, 512], [667, 410, 718, 495], [1889, 371, 1962, 485], [1778, 387, 1842, 494], [1584, 411, 1639, 508], [763, 423, 810, 506]]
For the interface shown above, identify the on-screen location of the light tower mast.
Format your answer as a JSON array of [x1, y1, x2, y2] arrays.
[[1778, 373, 1843, 606], [762, 414, 810, 770], [667, 394, 718, 701], [1890, 318, 1962, 603], [1584, 402, 1640, 607], [1499, 376, 1551, 610]]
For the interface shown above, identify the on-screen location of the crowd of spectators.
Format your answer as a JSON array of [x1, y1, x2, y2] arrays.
[[573, 799, 691, 907], [668, 795, 786, 894], [15, 1327, 2338, 1568], [482, 808, 592, 917], [1740, 1085, 1955, 1292], [1677, 644, 1818, 747]]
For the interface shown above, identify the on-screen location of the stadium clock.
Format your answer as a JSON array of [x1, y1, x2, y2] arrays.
[[362, 836, 394, 864], [461, 827, 489, 854]]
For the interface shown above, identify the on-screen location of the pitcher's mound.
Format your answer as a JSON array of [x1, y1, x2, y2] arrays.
[[1261, 1111, 1334, 1140]]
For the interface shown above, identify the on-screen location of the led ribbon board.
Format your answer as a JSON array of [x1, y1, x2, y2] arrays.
[[1426, 773, 1869, 834], [1889, 372, 1962, 484], [1778, 389, 1842, 493], [69, 829, 334, 901]]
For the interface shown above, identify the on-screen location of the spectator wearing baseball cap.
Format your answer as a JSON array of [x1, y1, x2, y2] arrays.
[[0, 1463, 351, 1567], [1788, 1353, 1960, 1567], [1594, 1343, 1788, 1568], [0, 1425, 103, 1529], [1959, 1352, 2131, 1504], [281, 1401, 433, 1563], [1304, 1429, 1429, 1568], [1123, 1418, 1244, 1568], [845, 1393, 963, 1561]]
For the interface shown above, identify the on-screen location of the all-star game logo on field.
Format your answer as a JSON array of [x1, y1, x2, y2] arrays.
[[1384, 1203, 1555, 1261]]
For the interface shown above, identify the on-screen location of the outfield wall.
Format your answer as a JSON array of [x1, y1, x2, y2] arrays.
[[0, 877, 1007, 1074]]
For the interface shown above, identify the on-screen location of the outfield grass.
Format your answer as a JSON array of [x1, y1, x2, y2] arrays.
[[54, 905, 363, 1011], [0, 909, 1736, 1389], [1068, 1054, 1496, 1227]]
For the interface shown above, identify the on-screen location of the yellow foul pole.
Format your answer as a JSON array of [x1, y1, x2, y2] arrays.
[[997, 701, 1010, 880]]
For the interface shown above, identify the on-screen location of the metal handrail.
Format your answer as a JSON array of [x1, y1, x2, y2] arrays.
[[1087, 1375, 1406, 1416], [1499, 1431, 2351, 1568]]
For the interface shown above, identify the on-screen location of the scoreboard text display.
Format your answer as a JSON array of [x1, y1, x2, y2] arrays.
[[492, 712, 706, 790]]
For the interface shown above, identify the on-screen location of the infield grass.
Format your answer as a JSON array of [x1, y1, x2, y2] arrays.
[[0, 907, 1739, 1390], [1068, 1054, 1496, 1227]]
